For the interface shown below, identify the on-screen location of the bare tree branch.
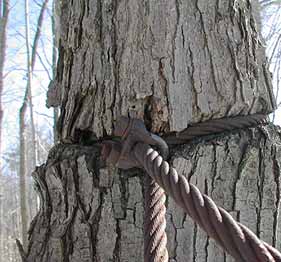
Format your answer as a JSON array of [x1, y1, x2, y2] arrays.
[[35, 50, 51, 81]]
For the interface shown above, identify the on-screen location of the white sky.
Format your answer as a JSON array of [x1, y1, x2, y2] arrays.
[[261, 4, 281, 125]]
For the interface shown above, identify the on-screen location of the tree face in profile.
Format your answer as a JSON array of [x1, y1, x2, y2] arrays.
[[21, 1, 281, 261]]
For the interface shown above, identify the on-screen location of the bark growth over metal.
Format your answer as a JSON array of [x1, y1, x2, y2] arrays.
[[23, 0, 281, 261]]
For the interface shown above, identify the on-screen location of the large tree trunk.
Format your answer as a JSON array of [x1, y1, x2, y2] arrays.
[[25, 0, 281, 261]]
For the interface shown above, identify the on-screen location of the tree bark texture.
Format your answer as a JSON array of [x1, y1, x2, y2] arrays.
[[27, 0, 281, 262], [48, 0, 275, 141], [27, 125, 281, 262]]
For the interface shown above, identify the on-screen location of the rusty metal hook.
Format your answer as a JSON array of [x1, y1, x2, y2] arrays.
[[101, 116, 169, 169]]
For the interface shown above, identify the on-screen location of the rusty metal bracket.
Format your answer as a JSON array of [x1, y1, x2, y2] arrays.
[[101, 116, 169, 169]]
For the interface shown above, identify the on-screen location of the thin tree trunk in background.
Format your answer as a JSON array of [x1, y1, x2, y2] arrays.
[[0, 0, 9, 257], [18, 0, 49, 250], [1, 175, 21, 262], [19, 105, 28, 249], [52, 0, 58, 143], [24, 0, 36, 169], [24, 0, 281, 261], [0, 0, 9, 169], [11, 188, 20, 262]]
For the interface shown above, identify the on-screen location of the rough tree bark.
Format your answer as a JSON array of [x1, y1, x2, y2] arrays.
[[24, 0, 280, 261]]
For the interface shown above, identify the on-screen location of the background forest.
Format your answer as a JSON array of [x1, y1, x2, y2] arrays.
[[0, 0, 281, 261]]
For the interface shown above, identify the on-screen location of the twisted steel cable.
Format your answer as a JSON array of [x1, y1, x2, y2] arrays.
[[144, 175, 168, 262], [112, 116, 169, 262], [102, 143, 169, 262], [132, 142, 281, 262], [102, 114, 281, 261], [163, 113, 268, 144]]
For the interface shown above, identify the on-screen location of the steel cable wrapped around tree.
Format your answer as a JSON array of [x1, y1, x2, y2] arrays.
[[163, 114, 268, 144], [102, 115, 281, 262], [133, 142, 281, 262]]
